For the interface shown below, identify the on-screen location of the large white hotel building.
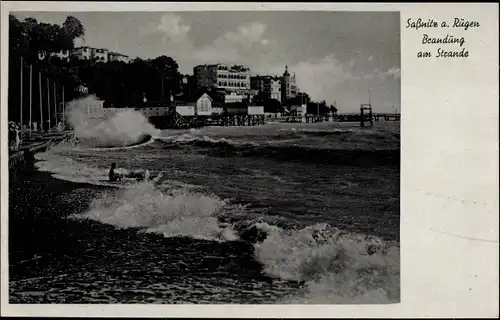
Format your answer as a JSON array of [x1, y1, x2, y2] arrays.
[[193, 64, 251, 93]]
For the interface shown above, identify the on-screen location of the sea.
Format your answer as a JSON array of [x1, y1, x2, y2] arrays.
[[9, 101, 400, 304]]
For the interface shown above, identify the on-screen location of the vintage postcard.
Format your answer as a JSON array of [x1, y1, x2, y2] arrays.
[[1, 2, 498, 318]]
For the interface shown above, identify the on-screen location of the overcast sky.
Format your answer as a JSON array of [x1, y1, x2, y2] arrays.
[[15, 11, 400, 112]]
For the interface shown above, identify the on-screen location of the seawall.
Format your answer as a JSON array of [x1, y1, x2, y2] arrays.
[[8, 132, 73, 172]]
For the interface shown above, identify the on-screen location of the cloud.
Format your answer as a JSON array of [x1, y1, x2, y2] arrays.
[[139, 13, 191, 43], [136, 15, 400, 111], [193, 22, 271, 62], [385, 67, 401, 78], [140, 16, 271, 66], [248, 55, 400, 108]]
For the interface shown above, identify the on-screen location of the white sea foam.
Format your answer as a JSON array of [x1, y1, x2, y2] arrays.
[[31, 117, 400, 303], [253, 222, 400, 304], [65, 95, 160, 148], [156, 133, 260, 147], [34, 141, 238, 242], [70, 181, 239, 242]]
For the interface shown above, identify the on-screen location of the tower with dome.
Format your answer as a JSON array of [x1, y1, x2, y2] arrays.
[[280, 65, 298, 105]]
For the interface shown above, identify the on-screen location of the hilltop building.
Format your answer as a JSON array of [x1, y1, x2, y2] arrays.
[[108, 52, 130, 63], [41, 46, 130, 63]]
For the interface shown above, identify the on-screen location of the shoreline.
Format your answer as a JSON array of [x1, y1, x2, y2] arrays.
[[9, 168, 101, 275], [8, 133, 400, 303], [8, 131, 73, 171]]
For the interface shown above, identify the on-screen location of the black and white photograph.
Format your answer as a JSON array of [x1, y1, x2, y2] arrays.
[[6, 9, 401, 304]]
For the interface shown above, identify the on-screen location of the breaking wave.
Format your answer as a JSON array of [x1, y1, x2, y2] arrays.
[[253, 222, 400, 304], [65, 95, 160, 148], [29, 122, 400, 303], [278, 127, 353, 136], [157, 134, 399, 166], [61, 170, 399, 304], [83, 134, 155, 151], [70, 180, 239, 242], [72, 181, 400, 304]]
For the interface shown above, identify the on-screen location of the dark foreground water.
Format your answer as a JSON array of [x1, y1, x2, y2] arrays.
[[9, 121, 400, 304]]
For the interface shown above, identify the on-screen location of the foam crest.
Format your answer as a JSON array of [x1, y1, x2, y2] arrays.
[[34, 150, 134, 187], [253, 222, 400, 303], [65, 95, 160, 148], [71, 182, 239, 242], [157, 134, 259, 148]]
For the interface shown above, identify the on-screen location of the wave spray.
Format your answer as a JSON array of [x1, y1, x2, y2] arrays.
[[65, 95, 160, 148]]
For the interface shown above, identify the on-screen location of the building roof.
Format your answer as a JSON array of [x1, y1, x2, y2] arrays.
[[194, 63, 249, 71], [283, 65, 290, 76], [251, 75, 281, 81], [109, 52, 128, 57], [174, 88, 225, 104]]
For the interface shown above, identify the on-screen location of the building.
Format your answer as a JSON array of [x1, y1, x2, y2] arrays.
[[174, 90, 223, 116], [180, 74, 196, 92], [90, 48, 109, 62], [224, 92, 247, 103], [108, 52, 130, 63], [38, 49, 71, 61], [71, 46, 92, 60], [55, 49, 70, 61], [70, 46, 128, 63], [193, 64, 251, 94], [136, 105, 170, 118], [74, 85, 89, 96], [65, 97, 105, 120], [281, 65, 298, 104], [251, 75, 281, 102]]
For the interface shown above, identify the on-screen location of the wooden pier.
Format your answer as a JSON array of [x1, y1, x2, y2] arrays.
[[206, 114, 265, 127], [149, 109, 265, 130], [373, 113, 401, 121], [337, 113, 401, 122], [285, 114, 334, 123]]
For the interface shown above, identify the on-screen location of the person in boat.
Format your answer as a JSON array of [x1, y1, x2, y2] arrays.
[[109, 163, 123, 182]]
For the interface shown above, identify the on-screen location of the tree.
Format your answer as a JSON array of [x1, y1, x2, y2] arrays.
[[35, 22, 64, 61], [264, 98, 281, 113], [8, 13, 188, 119], [287, 92, 310, 106], [150, 55, 182, 100], [9, 15, 26, 57], [329, 104, 338, 114], [62, 16, 85, 41], [306, 100, 329, 115], [252, 91, 268, 105]]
